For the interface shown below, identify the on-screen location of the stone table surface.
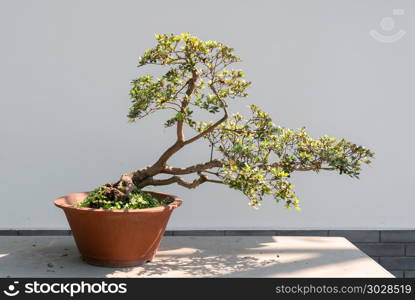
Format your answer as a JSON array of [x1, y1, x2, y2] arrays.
[[0, 236, 393, 278]]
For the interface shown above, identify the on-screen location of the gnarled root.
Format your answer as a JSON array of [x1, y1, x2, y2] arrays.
[[101, 173, 136, 203]]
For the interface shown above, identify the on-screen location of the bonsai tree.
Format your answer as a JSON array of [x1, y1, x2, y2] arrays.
[[81, 33, 374, 210]]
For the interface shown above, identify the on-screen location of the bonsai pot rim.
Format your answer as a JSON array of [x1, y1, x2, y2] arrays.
[[54, 191, 182, 213]]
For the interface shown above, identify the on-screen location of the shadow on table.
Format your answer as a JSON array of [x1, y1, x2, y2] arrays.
[[110, 236, 376, 277], [0, 236, 382, 278]]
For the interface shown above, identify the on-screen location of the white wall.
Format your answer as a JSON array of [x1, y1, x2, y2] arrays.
[[1, 0, 414, 230]]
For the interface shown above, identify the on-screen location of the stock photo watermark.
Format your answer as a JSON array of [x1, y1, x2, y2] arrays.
[[2, 280, 127, 297], [370, 9, 406, 43]]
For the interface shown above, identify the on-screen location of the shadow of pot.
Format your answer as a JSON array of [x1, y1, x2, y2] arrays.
[[54, 191, 182, 267]]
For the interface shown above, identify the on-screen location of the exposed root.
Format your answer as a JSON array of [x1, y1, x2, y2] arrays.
[[101, 173, 136, 203]]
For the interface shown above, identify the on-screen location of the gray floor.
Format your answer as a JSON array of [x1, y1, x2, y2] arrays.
[[0, 236, 393, 278]]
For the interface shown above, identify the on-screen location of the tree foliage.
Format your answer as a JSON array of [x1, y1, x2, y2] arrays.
[[128, 33, 249, 127], [81, 33, 374, 210], [197, 105, 373, 208]]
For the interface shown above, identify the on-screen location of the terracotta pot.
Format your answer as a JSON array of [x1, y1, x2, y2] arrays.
[[54, 191, 182, 267]]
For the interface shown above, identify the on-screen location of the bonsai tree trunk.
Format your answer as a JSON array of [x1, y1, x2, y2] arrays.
[[102, 110, 227, 202], [102, 65, 228, 202]]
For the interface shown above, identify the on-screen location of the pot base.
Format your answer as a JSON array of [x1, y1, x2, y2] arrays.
[[81, 256, 154, 267]]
